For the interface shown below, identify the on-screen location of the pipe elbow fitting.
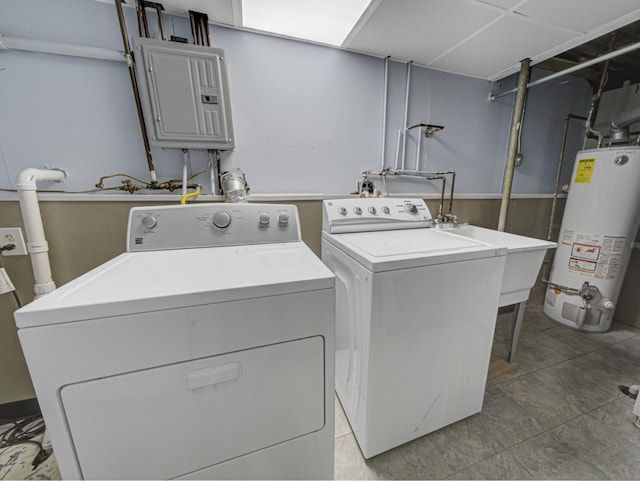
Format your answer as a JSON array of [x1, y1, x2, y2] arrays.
[[16, 168, 66, 191]]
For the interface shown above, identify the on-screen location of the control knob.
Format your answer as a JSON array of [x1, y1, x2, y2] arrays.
[[382, 206, 390, 214], [405, 203, 418, 214], [368, 206, 377, 215], [354, 207, 363, 215], [278, 212, 290, 225], [338, 207, 347, 216], [141, 215, 157, 229], [213, 211, 232, 229], [259, 213, 271, 226]]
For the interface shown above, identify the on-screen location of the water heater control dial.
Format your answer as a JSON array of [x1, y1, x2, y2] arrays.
[[141, 215, 157, 229], [213, 211, 232, 229], [405, 203, 418, 214]]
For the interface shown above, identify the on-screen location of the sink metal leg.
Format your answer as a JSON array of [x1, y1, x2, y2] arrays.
[[508, 300, 527, 363]]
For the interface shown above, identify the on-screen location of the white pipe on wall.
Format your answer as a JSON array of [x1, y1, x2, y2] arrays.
[[415, 129, 421, 171], [401, 61, 413, 170], [380, 56, 389, 171], [0, 34, 125, 62], [16, 168, 66, 299], [182, 150, 189, 197]]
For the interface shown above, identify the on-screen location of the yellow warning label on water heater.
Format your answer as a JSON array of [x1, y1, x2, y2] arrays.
[[575, 158, 595, 183]]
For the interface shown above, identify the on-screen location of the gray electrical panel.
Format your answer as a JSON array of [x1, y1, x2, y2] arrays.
[[132, 37, 235, 150]]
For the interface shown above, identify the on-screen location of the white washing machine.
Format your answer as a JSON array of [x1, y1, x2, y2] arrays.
[[15, 203, 335, 480], [321, 198, 506, 459]]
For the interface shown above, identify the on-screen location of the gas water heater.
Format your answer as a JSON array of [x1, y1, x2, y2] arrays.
[[544, 146, 640, 332]]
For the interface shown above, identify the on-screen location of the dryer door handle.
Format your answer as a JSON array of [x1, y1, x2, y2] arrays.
[[185, 362, 241, 390]]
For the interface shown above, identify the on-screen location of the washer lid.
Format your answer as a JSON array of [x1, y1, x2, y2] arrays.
[[323, 228, 506, 272], [15, 242, 334, 328]]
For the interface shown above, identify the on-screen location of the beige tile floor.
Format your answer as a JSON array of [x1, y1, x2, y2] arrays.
[[2, 306, 639, 480]]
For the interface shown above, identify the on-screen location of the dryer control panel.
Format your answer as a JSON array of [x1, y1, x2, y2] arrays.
[[126, 203, 301, 252], [323, 198, 433, 234]]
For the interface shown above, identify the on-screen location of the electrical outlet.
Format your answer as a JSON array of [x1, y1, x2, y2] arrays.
[[0, 228, 28, 256]]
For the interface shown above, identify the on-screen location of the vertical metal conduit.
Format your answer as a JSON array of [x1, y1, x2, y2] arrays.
[[498, 58, 530, 232], [380, 56, 390, 171], [401, 61, 413, 170], [415, 128, 421, 171], [114, 0, 158, 184], [155, 3, 166, 40], [135, 0, 150, 37], [585, 34, 616, 148], [190, 13, 199, 45]]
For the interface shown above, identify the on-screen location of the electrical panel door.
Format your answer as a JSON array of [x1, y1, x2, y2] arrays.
[[132, 37, 235, 150]]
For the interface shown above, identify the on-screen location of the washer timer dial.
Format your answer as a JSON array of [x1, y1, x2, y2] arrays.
[[404, 203, 418, 214], [213, 211, 232, 229]]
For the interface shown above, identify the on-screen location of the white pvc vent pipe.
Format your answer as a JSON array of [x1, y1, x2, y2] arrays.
[[16, 168, 66, 299]]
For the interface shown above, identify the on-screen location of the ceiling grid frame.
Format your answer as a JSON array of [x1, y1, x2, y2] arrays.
[[92, 0, 640, 81]]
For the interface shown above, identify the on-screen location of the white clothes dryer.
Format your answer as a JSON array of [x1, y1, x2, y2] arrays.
[[15, 203, 335, 480], [321, 198, 506, 459]]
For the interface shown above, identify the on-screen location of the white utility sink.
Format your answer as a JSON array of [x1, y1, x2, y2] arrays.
[[443, 225, 556, 307], [442, 224, 556, 363]]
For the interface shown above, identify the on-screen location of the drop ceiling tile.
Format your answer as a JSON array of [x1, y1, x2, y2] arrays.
[[515, 0, 640, 33], [429, 15, 574, 79], [344, 0, 501, 64]]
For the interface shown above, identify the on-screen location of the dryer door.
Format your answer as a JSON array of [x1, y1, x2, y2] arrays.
[[60, 336, 325, 479]]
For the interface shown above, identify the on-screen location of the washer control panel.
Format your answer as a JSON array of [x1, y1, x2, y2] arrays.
[[127, 203, 300, 252], [323, 198, 433, 234]]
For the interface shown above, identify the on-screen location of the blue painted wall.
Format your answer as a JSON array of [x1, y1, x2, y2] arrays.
[[0, 0, 593, 195]]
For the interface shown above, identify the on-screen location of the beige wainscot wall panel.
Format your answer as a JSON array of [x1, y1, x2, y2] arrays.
[[0, 196, 569, 404]]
